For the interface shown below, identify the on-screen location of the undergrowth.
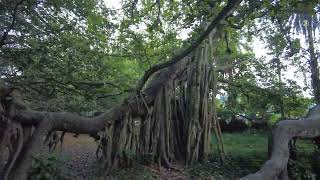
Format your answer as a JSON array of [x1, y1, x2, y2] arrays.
[[189, 130, 318, 179], [29, 131, 319, 179], [30, 153, 69, 179]]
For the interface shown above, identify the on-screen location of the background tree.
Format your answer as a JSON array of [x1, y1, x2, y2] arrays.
[[268, 0, 320, 103]]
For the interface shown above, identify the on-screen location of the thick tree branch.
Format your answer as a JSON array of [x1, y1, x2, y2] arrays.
[[241, 117, 320, 180], [3, 59, 190, 179], [135, 0, 241, 92], [10, 57, 190, 135]]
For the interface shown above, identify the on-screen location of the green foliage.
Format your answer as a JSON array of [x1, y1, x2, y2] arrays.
[[30, 153, 67, 180], [268, 113, 282, 125], [288, 139, 319, 180], [190, 131, 319, 179], [283, 95, 313, 118], [1, 0, 317, 115], [218, 131, 268, 159], [289, 159, 316, 180], [110, 165, 154, 180], [190, 131, 268, 179], [1, 0, 319, 179]]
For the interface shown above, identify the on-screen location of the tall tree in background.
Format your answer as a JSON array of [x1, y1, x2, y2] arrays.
[[274, 0, 320, 103], [291, 1, 320, 104]]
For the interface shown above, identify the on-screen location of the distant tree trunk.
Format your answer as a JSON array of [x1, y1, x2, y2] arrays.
[[275, 57, 285, 119], [307, 16, 320, 104]]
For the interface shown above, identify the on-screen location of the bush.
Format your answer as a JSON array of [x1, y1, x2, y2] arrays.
[[30, 153, 67, 179]]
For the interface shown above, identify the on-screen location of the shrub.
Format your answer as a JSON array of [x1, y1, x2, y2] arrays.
[[30, 153, 67, 179]]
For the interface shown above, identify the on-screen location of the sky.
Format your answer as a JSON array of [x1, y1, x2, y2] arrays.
[[104, 0, 122, 10]]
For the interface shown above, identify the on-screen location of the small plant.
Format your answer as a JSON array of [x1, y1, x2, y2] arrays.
[[30, 153, 66, 180], [288, 159, 316, 180], [110, 164, 154, 180]]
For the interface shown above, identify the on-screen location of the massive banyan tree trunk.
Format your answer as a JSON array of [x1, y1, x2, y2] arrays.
[[0, 1, 241, 179], [99, 45, 224, 172], [0, 43, 222, 179]]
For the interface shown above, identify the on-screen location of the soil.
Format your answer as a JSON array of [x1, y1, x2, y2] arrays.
[[55, 133, 187, 180], [55, 133, 101, 179]]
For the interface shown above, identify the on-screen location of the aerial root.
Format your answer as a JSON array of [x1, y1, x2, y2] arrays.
[[4, 122, 23, 180]]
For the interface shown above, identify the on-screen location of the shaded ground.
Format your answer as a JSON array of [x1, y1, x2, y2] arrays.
[[51, 131, 270, 179], [54, 133, 187, 179], [54, 133, 100, 179], [41, 131, 317, 179]]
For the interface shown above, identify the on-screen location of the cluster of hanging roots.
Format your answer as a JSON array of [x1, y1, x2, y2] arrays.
[[0, 94, 65, 179], [0, 93, 30, 179], [97, 41, 225, 172]]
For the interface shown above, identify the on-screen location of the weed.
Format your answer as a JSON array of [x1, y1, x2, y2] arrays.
[[30, 153, 68, 180]]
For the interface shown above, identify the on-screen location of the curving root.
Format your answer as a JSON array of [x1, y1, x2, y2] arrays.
[[3, 122, 24, 180]]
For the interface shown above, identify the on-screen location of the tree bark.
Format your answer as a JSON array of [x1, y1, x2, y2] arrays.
[[11, 121, 51, 180], [241, 117, 320, 180], [1, 57, 189, 179], [307, 16, 320, 104]]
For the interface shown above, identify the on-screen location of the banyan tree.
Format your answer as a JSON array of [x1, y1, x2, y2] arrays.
[[0, 0, 236, 179], [1, 0, 320, 180]]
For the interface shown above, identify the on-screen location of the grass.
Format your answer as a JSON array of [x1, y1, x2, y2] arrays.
[[109, 130, 270, 179], [109, 165, 155, 180], [107, 130, 318, 179], [189, 130, 318, 179], [40, 130, 318, 179], [188, 130, 269, 179], [222, 130, 268, 159]]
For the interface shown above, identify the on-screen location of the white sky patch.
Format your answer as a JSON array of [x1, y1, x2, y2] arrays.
[[251, 37, 270, 59], [103, 0, 122, 9], [179, 28, 192, 40]]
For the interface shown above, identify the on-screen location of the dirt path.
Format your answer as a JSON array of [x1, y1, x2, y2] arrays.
[[54, 133, 187, 180], [55, 133, 100, 179]]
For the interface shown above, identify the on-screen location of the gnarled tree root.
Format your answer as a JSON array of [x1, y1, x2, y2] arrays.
[[241, 118, 320, 180]]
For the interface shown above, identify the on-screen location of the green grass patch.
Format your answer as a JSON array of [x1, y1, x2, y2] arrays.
[[108, 165, 154, 180], [189, 130, 319, 179], [188, 130, 269, 179], [221, 130, 268, 158]]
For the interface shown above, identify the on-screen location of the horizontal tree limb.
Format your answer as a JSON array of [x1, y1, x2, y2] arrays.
[[10, 58, 190, 134]]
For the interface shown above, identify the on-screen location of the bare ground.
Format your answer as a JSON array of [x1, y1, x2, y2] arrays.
[[54, 133, 101, 179], [55, 133, 187, 180]]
